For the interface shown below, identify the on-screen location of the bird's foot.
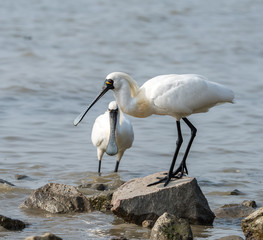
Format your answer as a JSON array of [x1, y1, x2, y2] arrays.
[[147, 175, 171, 187], [147, 162, 188, 187], [147, 171, 179, 187], [172, 162, 188, 178]]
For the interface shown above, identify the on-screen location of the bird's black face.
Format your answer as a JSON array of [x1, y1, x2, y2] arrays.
[[73, 79, 115, 126], [104, 79, 114, 90]]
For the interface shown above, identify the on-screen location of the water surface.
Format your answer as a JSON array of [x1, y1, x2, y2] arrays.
[[1, 0, 263, 239]]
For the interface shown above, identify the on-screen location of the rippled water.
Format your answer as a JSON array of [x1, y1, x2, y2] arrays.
[[1, 0, 263, 239]]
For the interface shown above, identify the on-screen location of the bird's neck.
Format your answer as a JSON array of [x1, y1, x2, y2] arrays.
[[114, 85, 151, 118]]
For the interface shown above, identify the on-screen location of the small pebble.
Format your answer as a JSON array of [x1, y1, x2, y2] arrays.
[[94, 183, 106, 191], [15, 174, 29, 180], [230, 189, 245, 195], [110, 237, 128, 240], [142, 219, 155, 228], [242, 200, 257, 208]]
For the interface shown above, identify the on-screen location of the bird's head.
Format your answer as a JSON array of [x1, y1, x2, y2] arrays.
[[108, 101, 118, 112], [106, 72, 139, 97], [73, 74, 118, 126], [73, 72, 137, 126]]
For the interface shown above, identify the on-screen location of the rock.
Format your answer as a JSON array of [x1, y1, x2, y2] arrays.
[[217, 236, 244, 240], [0, 214, 26, 230], [241, 207, 263, 240], [150, 212, 193, 240], [88, 192, 113, 212], [78, 178, 125, 192], [78, 183, 107, 191], [142, 219, 155, 228], [230, 189, 245, 195], [94, 183, 107, 191], [15, 174, 29, 180], [242, 200, 257, 208], [111, 172, 215, 225], [24, 232, 63, 240], [0, 178, 15, 186], [20, 183, 93, 213], [214, 202, 256, 219]]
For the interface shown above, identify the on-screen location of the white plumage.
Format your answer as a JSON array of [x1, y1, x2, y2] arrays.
[[106, 72, 234, 120], [91, 101, 134, 173], [74, 72, 234, 186]]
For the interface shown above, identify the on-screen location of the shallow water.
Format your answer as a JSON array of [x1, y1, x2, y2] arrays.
[[1, 0, 263, 239]]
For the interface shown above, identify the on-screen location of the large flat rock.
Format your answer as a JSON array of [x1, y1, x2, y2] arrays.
[[111, 172, 215, 225]]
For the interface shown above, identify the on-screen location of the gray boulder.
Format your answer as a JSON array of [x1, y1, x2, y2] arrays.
[[20, 183, 93, 213], [150, 212, 193, 240], [241, 207, 263, 240], [214, 201, 256, 219], [111, 172, 215, 225], [0, 214, 26, 230]]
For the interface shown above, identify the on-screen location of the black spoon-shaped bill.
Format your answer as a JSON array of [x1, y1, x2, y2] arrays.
[[74, 80, 114, 126], [106, 109, 118, 155]]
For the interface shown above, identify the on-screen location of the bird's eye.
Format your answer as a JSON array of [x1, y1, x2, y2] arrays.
[[106, 79, 114, 85], [104, 79, 114, 89]]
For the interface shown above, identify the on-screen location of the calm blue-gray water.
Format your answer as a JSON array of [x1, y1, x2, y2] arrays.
[[1, 0, 263, 239]]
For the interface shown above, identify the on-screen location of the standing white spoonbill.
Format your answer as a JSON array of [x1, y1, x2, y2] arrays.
[[91, 101, 134, 173], [74, 72, 234, 186]]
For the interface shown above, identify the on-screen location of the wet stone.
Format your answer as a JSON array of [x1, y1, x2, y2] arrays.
[[242, 200, 257, 208], [241, 207, 263, 240], [88, 192, 113, 212], [214, 201, 256, 219], [230, 189, 245, 195], [93, 183, 107, 191], [20, 183, 93, 213], [142, 220, 155, 228], [15, 174, 29, 180], [24, 232, 63, 240], [78, 179, 125, 192], [78, 183, 107, 191], [111, 172, 215, 226], [150, 212, 193, 240], [0, 215, 27, 231]]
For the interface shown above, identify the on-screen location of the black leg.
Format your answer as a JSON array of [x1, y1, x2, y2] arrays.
[[114, 161, 119, 172], [148, 121, 183, 187], [172, 117, 196, 178], [98, 160, 101, 173]]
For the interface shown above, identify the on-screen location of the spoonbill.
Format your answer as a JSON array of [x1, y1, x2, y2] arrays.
[[74, 72, 234, 186], [91, 101, 134, 173]]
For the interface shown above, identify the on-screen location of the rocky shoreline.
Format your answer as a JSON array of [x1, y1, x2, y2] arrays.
[[1, 173, 262, 240]]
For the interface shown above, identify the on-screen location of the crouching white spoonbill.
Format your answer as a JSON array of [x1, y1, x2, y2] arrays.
[[91, 101, 134, 173], [74, 72, 234, 186]]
